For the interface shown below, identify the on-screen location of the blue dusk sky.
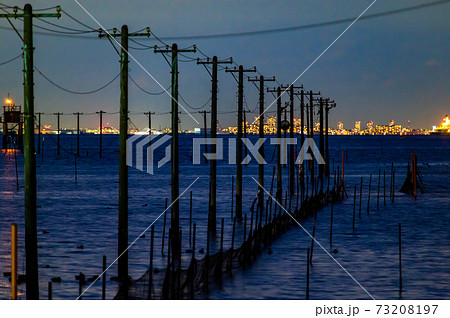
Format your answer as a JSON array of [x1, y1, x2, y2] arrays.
[[0, 0, 448, 131]]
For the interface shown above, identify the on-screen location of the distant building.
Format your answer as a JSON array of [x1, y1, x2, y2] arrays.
[[194, 128, 211, 134], [367, 121, 374, 130], [389, 120, 395, 127], [355, 121, 361, 132], [337, 122, 344, 130]]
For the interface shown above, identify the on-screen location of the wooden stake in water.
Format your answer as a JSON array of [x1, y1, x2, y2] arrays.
[[330, 201, 334, 245], [390, 163, 393, 200], [367, 174, 372, 215], [243, 214, 247, 242], [284, 190, 288, 209], [306, 176, 309, 198], [337, 166, 340, 194], [167, 228, 171, 268], [102, 256, 106, 300], [14, 145, 19, 191], [359, 177, 363, 218], [250, 207, 254, 237], [353, 185, 356, 231], [192, 223, 196, 261], [48, 281, 52, 300], [162, 198, 167, 254], [205, 222, 210, 294], [341, 150, 345, 189], [148, 225, 154, 300], [377, 169, 380, 210], [11, 224, 17, 300], [383, 170, 386, 206], [310, 209, 317, 265], [231, 217, 236, 251], [392, 168, 395, 203], [399, 223, 402, 293], [189, 191, 192, 246], [231, 175, 234, 219], [306, 247, 310, 300], [412, 152, 417, 199], [219, 218, 224, 280], [74, 151, 78, 183], [191, 223, 196, 298], [78, 278, 83, 300], [177, 230, 182, 298]]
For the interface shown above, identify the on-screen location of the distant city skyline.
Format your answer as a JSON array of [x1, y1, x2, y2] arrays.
[[29, 114, 441, 135], [0, 0, 449, 131]]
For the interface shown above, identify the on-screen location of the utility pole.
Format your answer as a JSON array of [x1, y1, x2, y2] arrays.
[[319, 98, 324, 192], [36, 112, 43, 154], [197, 56, 232, 232], [226, 65, 256, 220], [73, 112, 82, 156], [198, 110, 210, 163], [281, 84, 303, 196], [248, 75, 275, 215], [1, 3, 61, 300], [144, 111, 155, 163], [308, 90, 320, 189], [99, 25, 150, 286], [243, 109, 248, 157], [267, 86, 284, 205], [155, 43, 196, 267], [144, 111, 155, 136], [54, 112, 62, 155], [300, 90, 305, 197], [325, 100, 335, 177], [96, 110, 106, 157]]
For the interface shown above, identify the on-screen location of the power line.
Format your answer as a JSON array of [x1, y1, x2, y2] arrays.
[[129, 74, 171, 95], [1, 1, 447, 40], [34, 66, 120, 95], [60, 8, 98, 31], [35, 16, 94, 33], [32, 21, 97, 35], [129, 38, 154, 49], [155, 0, 450, 40], [179, 93, 211, 110], [0, 53, 21, 66]]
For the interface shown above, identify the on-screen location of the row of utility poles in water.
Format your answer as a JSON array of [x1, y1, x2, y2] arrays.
[[3, 4, 336, 298]]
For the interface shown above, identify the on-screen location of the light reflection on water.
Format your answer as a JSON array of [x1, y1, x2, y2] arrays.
[[0, 134, 448, 299]]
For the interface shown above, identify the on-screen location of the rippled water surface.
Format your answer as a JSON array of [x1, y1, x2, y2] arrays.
[[0, 134, 448, 299]]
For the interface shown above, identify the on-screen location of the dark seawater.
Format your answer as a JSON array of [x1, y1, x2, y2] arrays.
[[0, 133, 449, 299]]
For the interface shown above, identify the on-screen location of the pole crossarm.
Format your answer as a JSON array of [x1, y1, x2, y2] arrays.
[[197, 57, 232, 65], [280, 84, 304, 91], [98, 27, 150, 38], [225, 66, 256, 74], [248, 75, 276, 91], [154, 45, 196, 54]]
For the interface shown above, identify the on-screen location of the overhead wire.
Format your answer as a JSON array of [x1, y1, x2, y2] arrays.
[[179, 93, 211, 110], [1, 1, 448, 40], [34, 66, 120, 95], [32, 22, 97, 35], [60, 9, 98, 31], [34, 16, 94, 33], [129, 74, 171, 95], [0, 53, 21, 66]]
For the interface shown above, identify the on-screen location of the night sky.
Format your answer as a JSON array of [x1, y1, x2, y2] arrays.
[[0, 0, 448, 131]]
